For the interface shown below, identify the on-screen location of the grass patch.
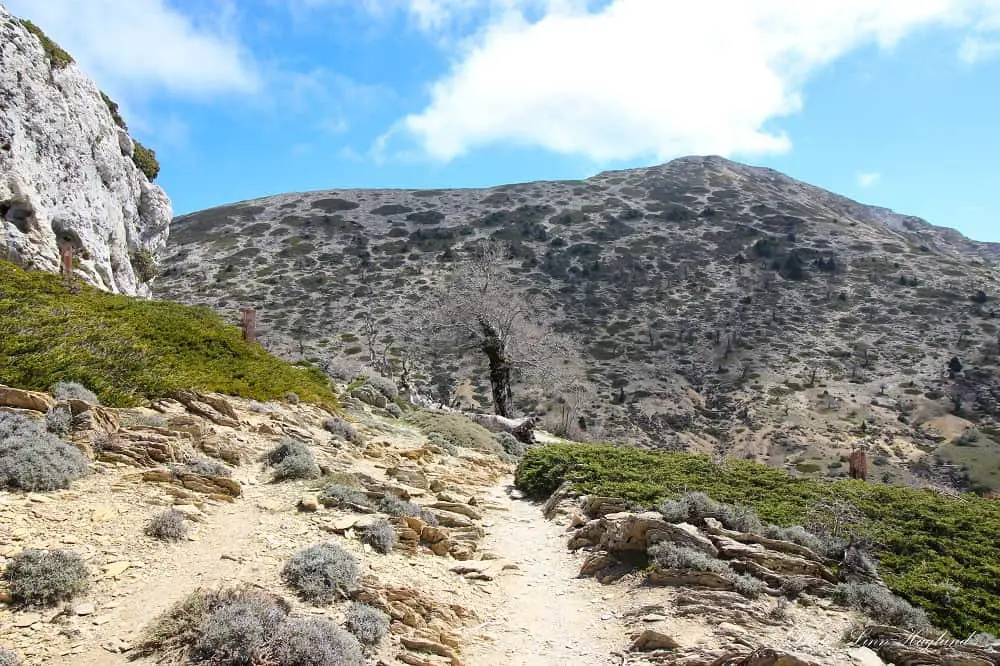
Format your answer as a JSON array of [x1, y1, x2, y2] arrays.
[[403, 410, 501, 454], [515, 443, 1000, 636], [0, 261, 337, 408]]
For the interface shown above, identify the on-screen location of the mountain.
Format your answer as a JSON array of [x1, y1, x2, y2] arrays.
[[0, 5, 171, 296], [156, 155, 1000, 494]]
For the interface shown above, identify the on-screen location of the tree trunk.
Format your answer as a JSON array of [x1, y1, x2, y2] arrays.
[[480, 320, 515, 418]]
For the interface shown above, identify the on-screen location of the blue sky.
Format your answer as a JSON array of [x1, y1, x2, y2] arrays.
[[9, 0, 1000, 242]]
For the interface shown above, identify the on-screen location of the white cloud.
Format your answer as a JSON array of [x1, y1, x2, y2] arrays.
[[382, 0, 1000, 163], [6, 0, 259, 98], [857, 172, 882, 188], [959, 35, 1000, 61]]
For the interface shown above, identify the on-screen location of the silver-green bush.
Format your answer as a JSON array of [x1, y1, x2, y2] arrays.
[[378, 494, 438, 526], [145, 509, 189, 541], [49, 381, 99, 404], [2, 548, 90, 606], [361, 519, 397, 554], [265, 439, 319, 481], [272, 616, 364, 666], [344, 603, 389, 646], [192, 595, 287, 664], [318, 483, 371, 509], [281, 542, 359, 604], [323, 418, 363, 445], [0, 648, 22, 666], [647, 542, 727, 573], [833, 582, 930, 631], [0, 413, 89, 491], [44, 406, 73, 437]]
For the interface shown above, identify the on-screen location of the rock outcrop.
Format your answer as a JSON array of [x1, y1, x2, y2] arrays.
[[0, 5, 171, 296]]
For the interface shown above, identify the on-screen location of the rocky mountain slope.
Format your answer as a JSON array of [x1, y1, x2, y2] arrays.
[[0, 4, 171, 296], [3, 383, 996, 665], [156, 156, 1000, 493]]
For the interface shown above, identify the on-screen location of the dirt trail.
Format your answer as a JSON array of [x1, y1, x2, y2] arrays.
[[461, 478, 628, 666]]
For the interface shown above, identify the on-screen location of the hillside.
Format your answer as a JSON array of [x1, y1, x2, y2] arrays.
[[0, 260, 335, 408], [155, 156, 1000, 493]]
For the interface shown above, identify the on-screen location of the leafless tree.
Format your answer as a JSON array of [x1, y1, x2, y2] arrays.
[[416, 240, 571, 418]]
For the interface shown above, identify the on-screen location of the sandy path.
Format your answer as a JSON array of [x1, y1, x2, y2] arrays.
[[462, 479, 627, 666]]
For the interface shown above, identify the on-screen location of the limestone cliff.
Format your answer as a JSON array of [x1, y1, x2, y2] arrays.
[[0, 5, 171, 296]]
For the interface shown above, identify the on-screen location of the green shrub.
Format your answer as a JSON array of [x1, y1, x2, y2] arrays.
[[494, 431, 525, 458], [764, 524, 845, 559], [2, 548, 90, 605], [344, 603, 389, 647], [130, 248, 158, 283], [318, 483, 371, 509], [0, 413, 89, 491], [19, 19, 73, 68], [725, 571, 765, 599], [404, 410, 500, 454], [265, 439, 319, 482], [145, 509, 189, 542], [281, 542, 359, 604], [132, 141, 160, 181], [50, 381, 99, 404], [285, 391, 300, 405], [0, 261, 337, 408], [515, 443, 1000, 635], [0, 648, 22, 666], [100, 92, 127, 130], [361, 519, 397, 554]]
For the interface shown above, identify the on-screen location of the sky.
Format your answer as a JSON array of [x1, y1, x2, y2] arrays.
[[8, 0, 1000, 242]]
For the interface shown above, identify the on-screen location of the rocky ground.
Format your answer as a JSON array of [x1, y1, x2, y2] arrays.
[[1, 385, 997, 666]]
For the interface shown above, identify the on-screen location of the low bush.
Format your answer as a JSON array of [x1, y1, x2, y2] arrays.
[[648, 543, 727, 573], [379, 494, 438, 526], [359, 371, 398, 400], [494, 431, 525, 458], [404, 410, 500, 454], [345, 603, 390, 646], [281, 542, 359, 604], [0, 413, 89, 491], [129, 248, 158, 283], [50, 381, 99, 404], [119, 411, 168, 428], [44, 405, 73, 437], [134, 586, 289, 660], [265, 439, 319, 481], [318, 483, 371, 509], [2, 548, 90, 605], [426, 431, 457, 456], [657, 491, 762, 533], [285, 391, 300, 405], [180, 458, 232, 478], [515, 443, 1000, 635], [132, 141, 160, 181], [192, 594, 287, 664], [361, 519, 397, 554], [833, 582, 931, 631], [0, 261, 338, 408], [19, 19, 73, 68], [764, 524, 846, 560], [145, 509, 189, 541], [323, 418, 363, 445], [0, 648, 22, 666], [725, 571, 765, 599], [272, 617, 363, 666]]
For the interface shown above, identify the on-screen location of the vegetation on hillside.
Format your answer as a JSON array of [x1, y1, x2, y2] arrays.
[[19, 19, 73, 69], [515, 443, 1000, 636], [0, 261, 336, 408], [101, 92, 128, 131], [132, 141, 160, 181]]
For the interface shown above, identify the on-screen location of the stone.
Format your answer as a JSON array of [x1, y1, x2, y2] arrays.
[[648, 568, 733, 590], [647, 521, 719, 557], [73, 603, 95, 616], [0, 385, 54, 412], [580, 551, 618, 577], [631, 629, 680, 651], [103, 561, 131, 578], [388, 464, 429, 490], [352, 385, 388, 409], [429, 502, 482, 520], [430, 509, 474, 529], [0, 8, 171, 297], [297, 495, 319, 512]]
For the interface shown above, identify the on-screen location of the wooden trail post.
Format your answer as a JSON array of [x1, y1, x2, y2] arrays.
[[240, 306, 257, 344], [849, 448, 868, 481]]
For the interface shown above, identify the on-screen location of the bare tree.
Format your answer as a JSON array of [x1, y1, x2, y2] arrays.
[[417, 240, 569, 418]]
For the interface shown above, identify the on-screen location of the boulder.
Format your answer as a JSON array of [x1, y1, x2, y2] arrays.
[[631, 629, 681, 652], [0, 385, 54, 412]]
